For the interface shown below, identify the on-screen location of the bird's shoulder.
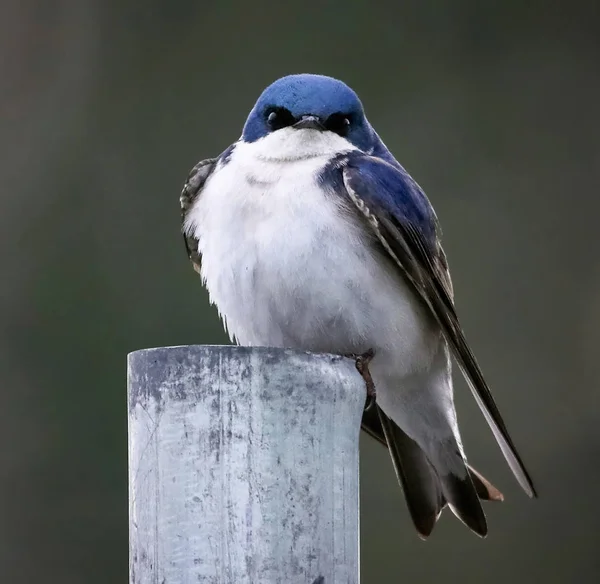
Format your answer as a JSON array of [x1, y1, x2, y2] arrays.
[[318, 150, 453, 295]]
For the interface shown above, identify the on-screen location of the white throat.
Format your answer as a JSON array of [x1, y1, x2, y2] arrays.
[[240, 127, 356, 162]]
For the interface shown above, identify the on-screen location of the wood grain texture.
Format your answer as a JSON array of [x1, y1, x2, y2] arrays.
[[128, 345, 365, 584]]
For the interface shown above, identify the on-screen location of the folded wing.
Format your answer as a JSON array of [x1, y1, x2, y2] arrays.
[[340, 153, 536, 498]]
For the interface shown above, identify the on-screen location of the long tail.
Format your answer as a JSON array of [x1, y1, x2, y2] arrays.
[[362, 405, 503, 538]]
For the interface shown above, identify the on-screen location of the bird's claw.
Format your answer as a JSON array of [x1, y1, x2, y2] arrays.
[[345, 349, 376, 411]]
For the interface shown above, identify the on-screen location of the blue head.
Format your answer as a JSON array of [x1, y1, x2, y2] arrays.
[[242, 74, 377, 153]]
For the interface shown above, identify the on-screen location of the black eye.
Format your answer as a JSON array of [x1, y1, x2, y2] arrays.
[[325, 113, 351, 137], [266, 107, 295, 131]]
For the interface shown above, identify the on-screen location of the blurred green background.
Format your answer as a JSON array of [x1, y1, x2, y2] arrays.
[[2, 1, 599, 582]]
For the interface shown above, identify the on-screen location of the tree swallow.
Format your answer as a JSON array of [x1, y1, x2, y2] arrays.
[[181, 74, 536, 538]]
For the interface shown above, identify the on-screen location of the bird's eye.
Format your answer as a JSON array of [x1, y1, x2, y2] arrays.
[[266, 107, 295, 131], [325, 113, 351, 137]]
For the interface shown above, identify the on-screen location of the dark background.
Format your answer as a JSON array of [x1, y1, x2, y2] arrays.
[[2, 1, 599, 582]]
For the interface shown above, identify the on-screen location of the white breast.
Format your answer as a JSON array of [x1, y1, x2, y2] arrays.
[[185, 130, 439, 375]]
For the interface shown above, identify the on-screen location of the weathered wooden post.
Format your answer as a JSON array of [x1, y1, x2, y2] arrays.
[[128, 345, 365, 584]]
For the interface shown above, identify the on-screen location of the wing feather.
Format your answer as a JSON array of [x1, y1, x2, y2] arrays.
[[180, 158, 218, 274], [342, 157, 537, 498]]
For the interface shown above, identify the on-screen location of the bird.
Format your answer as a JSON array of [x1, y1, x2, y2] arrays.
[[180, 73, 536, 538]]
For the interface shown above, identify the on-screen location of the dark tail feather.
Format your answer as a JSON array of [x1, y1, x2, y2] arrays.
[[376, 406, 444, 538], [362, 405, 504, 502], [438, 468, 488, 537], [366, 405, 501, 538]]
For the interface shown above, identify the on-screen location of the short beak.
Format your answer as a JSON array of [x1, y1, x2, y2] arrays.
[[292, 115, 325, 131]]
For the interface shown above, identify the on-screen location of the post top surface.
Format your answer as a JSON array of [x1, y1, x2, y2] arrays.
[[128, 344, 348, 362], [127, 345, 366, 411]]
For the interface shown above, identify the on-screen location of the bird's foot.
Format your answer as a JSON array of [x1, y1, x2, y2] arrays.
[[346, 349, 376, 411]]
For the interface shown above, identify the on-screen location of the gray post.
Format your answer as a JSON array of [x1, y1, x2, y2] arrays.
[[128, 345, 365, 584]]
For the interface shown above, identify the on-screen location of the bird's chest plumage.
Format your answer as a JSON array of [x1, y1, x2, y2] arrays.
[[189, 144, 437, 372]]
